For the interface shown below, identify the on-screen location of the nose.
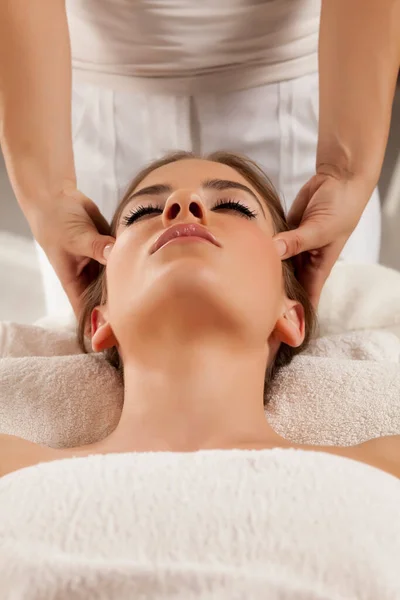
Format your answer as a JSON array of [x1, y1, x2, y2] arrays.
[[162, 190, 207, 227]]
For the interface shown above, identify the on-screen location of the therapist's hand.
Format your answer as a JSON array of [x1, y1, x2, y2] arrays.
[[29, 186, 115, 317], [273, 173, 371, 308]]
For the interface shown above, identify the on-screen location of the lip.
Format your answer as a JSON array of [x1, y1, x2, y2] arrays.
[[151, 223, 221, 254]]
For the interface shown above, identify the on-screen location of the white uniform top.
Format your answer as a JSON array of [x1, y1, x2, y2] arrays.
[[66, 0, 321, 94]]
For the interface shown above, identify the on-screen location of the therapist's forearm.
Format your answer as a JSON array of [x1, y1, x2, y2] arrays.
[[0, 0, 75, 214], [317, 0, 400, 192]]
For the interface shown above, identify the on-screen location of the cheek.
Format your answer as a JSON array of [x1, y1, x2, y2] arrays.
[[235, 224, 281, 283], [104, 230, 144, 314], [229, 223, 283, 314]]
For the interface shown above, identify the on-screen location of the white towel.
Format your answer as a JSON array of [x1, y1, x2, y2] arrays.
[[317, 262, 400, 338], [267, 330, 400, 446], [1, 449, 399, 599]]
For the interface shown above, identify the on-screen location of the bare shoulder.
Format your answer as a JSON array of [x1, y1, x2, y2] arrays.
[[0, 433, 58, 478], [319, 435, 400, 480], [357, 435, 400, 478], [0, 434, 97, 478]]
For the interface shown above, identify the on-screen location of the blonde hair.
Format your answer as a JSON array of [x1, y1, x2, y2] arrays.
[[78, 151, 317, 401]]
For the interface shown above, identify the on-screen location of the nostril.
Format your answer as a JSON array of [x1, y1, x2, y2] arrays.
[[168, 203, 181, 220], [189, 202, 203, 218]]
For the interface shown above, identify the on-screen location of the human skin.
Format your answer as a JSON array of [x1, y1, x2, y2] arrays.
[[0, 159, 399, 479]]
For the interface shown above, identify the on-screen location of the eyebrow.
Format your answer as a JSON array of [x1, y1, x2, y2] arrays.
[[127, 179, 266, 216]]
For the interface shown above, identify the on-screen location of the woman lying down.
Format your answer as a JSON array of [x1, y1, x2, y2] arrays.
[[1, 152, 400, 598], [1, 151, 399, 477]]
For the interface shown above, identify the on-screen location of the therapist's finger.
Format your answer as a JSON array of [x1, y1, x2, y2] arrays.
[[272, 221, 330, 260], [286, 181, 311, 229]]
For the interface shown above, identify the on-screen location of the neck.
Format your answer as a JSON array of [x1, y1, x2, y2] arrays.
[[102, 332, 284, 453]]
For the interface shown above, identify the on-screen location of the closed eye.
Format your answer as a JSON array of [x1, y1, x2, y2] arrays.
[[212, 199, 257, 219], [122, 198, 258, 226], [123, 204, 163, 226]]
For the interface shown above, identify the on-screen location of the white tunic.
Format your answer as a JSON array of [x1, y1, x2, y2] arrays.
[[66, 0, 321, 93]]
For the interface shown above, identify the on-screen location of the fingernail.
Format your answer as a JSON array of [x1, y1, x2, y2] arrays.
[[103, 243, 114, 261], [274, 238, 287, 257]]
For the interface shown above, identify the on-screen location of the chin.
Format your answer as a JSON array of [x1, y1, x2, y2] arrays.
[[157, 258, 221, 301], [123, 260, 241, 340]]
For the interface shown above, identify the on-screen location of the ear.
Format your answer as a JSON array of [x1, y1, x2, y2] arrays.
[[91, 306, 117, 352], [272, 300, 305, 348]]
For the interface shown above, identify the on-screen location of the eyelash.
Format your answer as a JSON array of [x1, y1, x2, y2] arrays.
[[122, 198, 257, 226], [214, 199, 257, 219]]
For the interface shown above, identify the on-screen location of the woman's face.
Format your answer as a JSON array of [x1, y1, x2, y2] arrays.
[[93, 159, 303, 354]]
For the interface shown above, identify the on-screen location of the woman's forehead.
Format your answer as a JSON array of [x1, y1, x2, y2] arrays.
[[133, 158, 259, 195]]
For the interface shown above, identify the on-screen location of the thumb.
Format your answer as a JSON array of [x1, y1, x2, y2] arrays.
[[78, 228, 115, 265], [273, 222, 328, 260]]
